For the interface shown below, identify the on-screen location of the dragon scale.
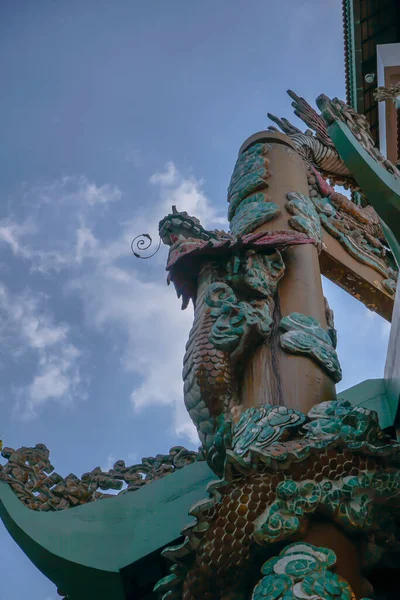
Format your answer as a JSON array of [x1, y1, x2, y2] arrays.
[[183, 262, 234, 448]]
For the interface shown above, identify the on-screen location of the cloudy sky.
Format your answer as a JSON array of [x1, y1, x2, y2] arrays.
[[0, 1, 393, 598]]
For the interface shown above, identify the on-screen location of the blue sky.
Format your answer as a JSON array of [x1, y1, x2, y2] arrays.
[[0, 1, 392, 598]]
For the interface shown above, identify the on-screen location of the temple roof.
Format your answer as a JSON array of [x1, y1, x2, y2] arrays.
[[0, 460, 216, 600]]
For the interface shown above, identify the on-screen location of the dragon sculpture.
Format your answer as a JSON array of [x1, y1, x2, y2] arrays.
[[159, 203, 316, 457], [151, 93, 400, 600], [156, 92, 397, 467]]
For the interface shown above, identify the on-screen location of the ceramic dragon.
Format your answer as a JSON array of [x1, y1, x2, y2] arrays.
[[153, 94, 400, 600], [158, 204, 315, 459], [158, 104, 397, 468]]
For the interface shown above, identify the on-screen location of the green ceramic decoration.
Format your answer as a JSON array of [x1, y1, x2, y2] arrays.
[[157, 398, 400, 599], [280, 312, 342, 383], [252, 543, 363, 600], [229, 193, 280, 237], [286, 191, 322, 249]]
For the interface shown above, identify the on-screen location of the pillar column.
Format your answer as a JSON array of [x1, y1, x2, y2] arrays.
[[237, 131, 337, 414]]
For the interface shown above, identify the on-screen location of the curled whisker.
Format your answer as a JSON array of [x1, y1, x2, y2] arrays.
[[131, 234, 161, 259]]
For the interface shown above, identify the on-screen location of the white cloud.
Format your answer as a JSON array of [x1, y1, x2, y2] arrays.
[[0, 217, 72, 273], [31, 175, 121, 207], [65, 162, 226, 444], [73, 222, 134, 266], [0, 285, 84, 420], [150, 161, 227, 229], [75, 226, 99, 264], [0, 175, 123, 273], [1, 164, 223, 441], [1, 163, 393, 443], [0, 164, 223, 274], [150, 161, 178, 186], [68, 264, 198, 444], [0, 219, 36, 254]]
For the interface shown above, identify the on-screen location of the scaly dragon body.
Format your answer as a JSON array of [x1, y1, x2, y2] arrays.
[[182, 262, 232, 449], [159, 207, 314, 454]]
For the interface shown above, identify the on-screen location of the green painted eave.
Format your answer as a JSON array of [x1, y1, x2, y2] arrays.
[[0, 460, 216, 600], [322, 118, 400, 255], [338, 378, 396, 430]]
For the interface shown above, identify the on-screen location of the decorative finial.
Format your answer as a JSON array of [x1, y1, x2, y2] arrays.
[[131, 233, 161, 259]]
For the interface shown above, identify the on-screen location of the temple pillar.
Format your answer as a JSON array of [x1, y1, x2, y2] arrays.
[[235, 134, 370, 599], [238, 132, 337, 414]]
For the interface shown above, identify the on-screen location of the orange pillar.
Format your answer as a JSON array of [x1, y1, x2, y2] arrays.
[[237, 132, 336, 414]]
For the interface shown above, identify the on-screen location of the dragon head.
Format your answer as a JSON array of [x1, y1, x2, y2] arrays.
[[158, 207, 233, 309], [158, 206, 219, 247]]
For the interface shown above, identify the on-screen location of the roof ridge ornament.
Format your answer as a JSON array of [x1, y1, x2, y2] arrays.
[[374, 82, 400, 110]]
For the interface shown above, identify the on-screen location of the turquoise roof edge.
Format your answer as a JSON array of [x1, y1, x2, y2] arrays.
[[324, 115, 400, 424], [324, 118, 400, 259], [0, 460, 216, 600], [0, 378, 397, 598], [338, 378, 395, 430]]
